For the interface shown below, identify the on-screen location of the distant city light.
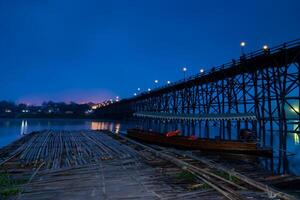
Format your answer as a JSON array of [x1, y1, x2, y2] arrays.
[[154, 80, 158, 84], [200, 69, 204, 73], [137, 88, 141, 91], [5, 109, 12, 113], [167, 81, 171, 84], [263, 45, 269, 50], [134, 93, 137, 96], [148, 88, 151, 92], [92, 105, 99, 110], [240, 41, 246, 47]]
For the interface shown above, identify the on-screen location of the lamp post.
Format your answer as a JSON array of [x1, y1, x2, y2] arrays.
[[182, 67, 187, 80], [240, 41, 246, 55]]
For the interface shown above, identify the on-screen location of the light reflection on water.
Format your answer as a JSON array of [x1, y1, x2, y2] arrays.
[[292, 120, 299, 145], [90, 121, 121, 133], [0, 119, 134, 149], [294, 133, 299, 145], [20, 120, 28, 135], [293, 120, 299, 132], [115, 123, 120, 134]]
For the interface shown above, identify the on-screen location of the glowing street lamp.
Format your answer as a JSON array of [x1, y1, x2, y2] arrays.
[[262, 44, 269, 54], [200, 69, 204, 73], [148, 88, 151, 92], [167, 80, 171, 84], [134, 93, 137, 96], [154, 80, 158, 84], [137, 88, 141, 91]]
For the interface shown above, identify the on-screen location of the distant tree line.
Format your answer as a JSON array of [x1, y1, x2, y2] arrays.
[[0, 101, 96, 118]]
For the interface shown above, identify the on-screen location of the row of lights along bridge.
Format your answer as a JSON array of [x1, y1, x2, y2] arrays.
[[112, 42, 269, 103]]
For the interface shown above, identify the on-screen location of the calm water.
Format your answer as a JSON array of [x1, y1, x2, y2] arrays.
[[0, 119, 136, 148], [0, 118, 299, 175]]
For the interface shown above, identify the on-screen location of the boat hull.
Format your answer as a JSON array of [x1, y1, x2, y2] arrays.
[[127, 129, 272, 157]]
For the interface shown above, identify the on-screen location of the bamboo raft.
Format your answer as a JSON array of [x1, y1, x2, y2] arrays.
[[0, 130, 225, 199], [1, 130, 137, 169], [127, 128, 273, 156], [0, 130, 297, 200]]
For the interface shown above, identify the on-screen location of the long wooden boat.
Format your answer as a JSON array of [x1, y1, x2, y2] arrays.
[[127, 129, 273, 157]]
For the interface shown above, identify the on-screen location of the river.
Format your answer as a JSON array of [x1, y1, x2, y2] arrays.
[[0, 118, 299, 175]]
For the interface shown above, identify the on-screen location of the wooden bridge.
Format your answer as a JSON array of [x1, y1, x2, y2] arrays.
[[96, 39, 300, 174], [98, 39, 300, 136]]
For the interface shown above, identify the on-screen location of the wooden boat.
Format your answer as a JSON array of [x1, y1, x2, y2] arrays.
[[127, 129, 273, 157]]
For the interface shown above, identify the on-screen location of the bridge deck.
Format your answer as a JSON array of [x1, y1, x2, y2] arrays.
[[129, 39, 300, 101]]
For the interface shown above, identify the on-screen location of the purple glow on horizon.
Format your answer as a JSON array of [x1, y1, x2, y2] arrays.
[[17, 89, 116, 105]]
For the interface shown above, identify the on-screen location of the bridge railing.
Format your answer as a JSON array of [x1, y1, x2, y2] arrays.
[[136, 38, 300, 97]]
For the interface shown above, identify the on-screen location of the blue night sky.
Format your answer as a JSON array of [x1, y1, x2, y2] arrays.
[[0, 0, 300, 104]]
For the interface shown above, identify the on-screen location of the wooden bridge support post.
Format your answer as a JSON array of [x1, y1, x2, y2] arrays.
[[253, 71, 261, 142], [260, 68, 266, 146], [265, 67, 274, 148]]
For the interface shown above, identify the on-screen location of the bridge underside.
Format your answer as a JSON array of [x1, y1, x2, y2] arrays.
[[134, 112, 257, 121]]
